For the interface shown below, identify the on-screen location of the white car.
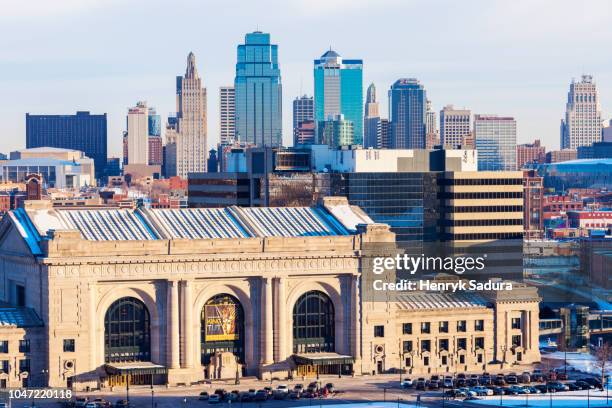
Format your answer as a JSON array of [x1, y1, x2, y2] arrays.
[[401, 379, 413, 388], [276, 384, 289, 393], [443, 377, 453, 388]]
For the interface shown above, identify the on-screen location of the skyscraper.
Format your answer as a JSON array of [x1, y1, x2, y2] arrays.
[[379, 119, 390, 149], [293, 95, 314, 132], [474, 114, 517, 171], [126, 101, 149, 165], [314, 50, 363, 145], [388, 78, 426, 149], [234, 31, 282, 147], [440, 104, 471, 149], [561, 75, 602, 150], [425, 99, 438, 149], [319, 114, 354, 148], [219, 86, 235, 145], [176, 52, 208, 178], [364, 83, 381, 148], [147, 106, 162, 166], [25, 111, 107, 179]]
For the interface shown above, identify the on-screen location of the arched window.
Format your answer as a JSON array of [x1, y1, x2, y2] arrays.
[[201, 294, 244, 365], [104, 297, 150, 363], [293, 291, 335, 353]]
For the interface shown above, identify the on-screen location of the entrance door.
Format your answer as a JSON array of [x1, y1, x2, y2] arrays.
[[377, 360, 383, 374]]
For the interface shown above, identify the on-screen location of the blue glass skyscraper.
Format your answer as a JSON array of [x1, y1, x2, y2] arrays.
[[388, 79, 426, 149], [314, 50, 363, 145], [234, 31, 282, 147]]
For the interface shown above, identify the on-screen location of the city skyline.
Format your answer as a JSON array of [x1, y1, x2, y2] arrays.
[[3, 0, 612, 157]]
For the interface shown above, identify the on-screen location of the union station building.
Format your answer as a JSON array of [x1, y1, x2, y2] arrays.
[[0, 198, 540, 389]]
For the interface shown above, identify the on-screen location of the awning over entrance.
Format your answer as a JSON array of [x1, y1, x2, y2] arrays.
[[292, 353, 354, 366], [104, 362, 167, 376]]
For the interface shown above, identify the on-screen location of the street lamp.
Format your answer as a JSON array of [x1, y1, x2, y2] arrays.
[[150, 374, 154, 408]]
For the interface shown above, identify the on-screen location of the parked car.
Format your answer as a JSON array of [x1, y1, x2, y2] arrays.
[[575, 380, 594, 390], [534, 384, 548, 394], [416, 378, 426, 390], [426, 380, 439, 390], [289, 390, 301, 399], [75, 398, 89, 408], [581, 377, 603, 389], [207, 394, 221, 404], [254, 390, 268, 401], [495, 374, 506, 386], [532, 370, 545, 382], [509, 385, 527, 394], [555, 370, 569, 380], [456, 374, 467, 387], [488, 386, 504, 395], [443, 376, 454, 388], [294, 384, 304, 391], [227, 391, 239, 402], [114, 400, 131, 408], [325, 383, 335, 393], [523, 386, 540, 394], [198, 392, 209, 401], [547, 381, 568, 392], [519, 372, 531, 383], [238, 392, 252, 402], [471, 386, 493, 396], [547, 371, 557, 381], [479, 374, 492, 386], [401, 378, 413, 388], [505, 373, 519, 384], [502, 387, 519, 395], [566, 382, 580, 391], [214, 389, 227, 400], [444, 389, 466, 398], [276, 384, 290, 394]]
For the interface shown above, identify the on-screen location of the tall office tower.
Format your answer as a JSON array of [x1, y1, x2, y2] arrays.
[[235, 31, 282, 146], [147, 106, 162, 165], [440, 104, 471, 149], [176, 52, 208, 178], [388, 78, 426, 149], [363, 83, 381, 148], [163, 115, 178, 178], [293, 95, 314, 132], [425, 99, 438, 149], [219, 86, 235, 145], [319, 114, 354, 147], [314, 50, 363, 145], [516, 139, 546, 169], [26, 111, 107, 179], [474, 115, 517, 171], [379, 119, 390, 148], [125, 101, 149, 165], [561, 75, 602, 149]]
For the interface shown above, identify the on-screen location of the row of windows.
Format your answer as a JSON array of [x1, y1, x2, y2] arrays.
[[446, 219, 523, 227], [0, 340, 30, 353], [449, 232, 524, 240], [443, 178, 523, 186], [406, 353, 485, 367], [0, 359, 29, 375], [446, 192, 522, 199], [397, 320, 486, 336], [446, 205, 523, 213], [402, 337, 486, 352]]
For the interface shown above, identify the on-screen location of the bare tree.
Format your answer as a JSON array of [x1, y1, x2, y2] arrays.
[[594, 342, 612, 390]]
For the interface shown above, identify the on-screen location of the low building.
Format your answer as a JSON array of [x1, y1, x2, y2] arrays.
[[516, 140, 546, 169], [577, 141, 612, 159], [539, 159, 612, 191], [0, 157, 94, 189], [545, 149, 577, 163]]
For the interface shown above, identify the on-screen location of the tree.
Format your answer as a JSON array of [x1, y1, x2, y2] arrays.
[[594, 342, 612, 390]]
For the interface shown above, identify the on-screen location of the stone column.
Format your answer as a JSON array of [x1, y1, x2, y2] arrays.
[[275, 277, 287, 362], [182, 280, 194, 368], [167, 280, 180, 369], [88, 283, 96, 369], [261, 277, 274, 365], [351, 275, 362, 361]]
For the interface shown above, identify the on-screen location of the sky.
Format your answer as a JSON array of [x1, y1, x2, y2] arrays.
[[2, 0, 612, 157]]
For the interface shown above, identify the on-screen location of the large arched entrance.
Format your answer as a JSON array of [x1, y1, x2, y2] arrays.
[[104, 297, 154, 386], [292, 290, 335, 354], [201, 294, 245, 366]]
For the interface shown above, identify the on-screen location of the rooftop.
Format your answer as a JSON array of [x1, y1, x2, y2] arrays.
[[0, 307, 44, 328], [396, 292, 488, 310]]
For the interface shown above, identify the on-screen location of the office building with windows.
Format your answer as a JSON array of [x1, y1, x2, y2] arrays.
[[26, 111, 107, 179], [474, 115, 517, 171], [516, 140, 546, 169], [234, 32, 282, 147], [440, 105, 471, 149], [319, 114, 354, 148], [389, 79, 426, 149], [364, 83, 381, 148], [219, 86, 235, 145], [314, 50, 363, 145], [293, 95, 314, 134]]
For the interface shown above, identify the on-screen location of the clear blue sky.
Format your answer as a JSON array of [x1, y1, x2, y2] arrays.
[[2, 0, 612, 157]]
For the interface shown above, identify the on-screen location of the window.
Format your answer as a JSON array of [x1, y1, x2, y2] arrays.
[[475, 337, 485, 349], [475, 320, 484, 331], [439, 339, 449, 351], [423, 356, 429, 366], [19, 340, 29, 353], [421, 322, 431, 334], [18, 359, 30, 374], [457, 338, 467, 350], [512, 335, 522, 347], [421, 340, 431, 352], [457, 320, 467, 332], [439, 321, 449, 333], [105, 297, 151, 363], [512, 317, 521, 329], [405, 357, 411, 367], [402, 323, 412, 334], [441, 355, 448, 365], [459, 355, 465, 364], [403, 341, 413, 352], [63, 339, 75, 352], [0, 341, 8, 353], [477, 354, 483, 363], [374, 326, 385, 338], [292, 291, 334, 354], [0, 360, 8, 374]]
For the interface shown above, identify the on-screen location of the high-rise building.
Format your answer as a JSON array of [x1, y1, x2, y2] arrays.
[[474, 114, 517, 171], [25, 111, 107, 179], [294, 120, 316, 146], [176, 52, 208, 178], [319, 115, 354, 148], [440, 105, 470, 149], [219, 86, 235, 145], [163, 115, 178, 178], [293, 95, 314, 135], [523, 169, 544, 240], [126, 101, 149, 165], [389, 79, 426, 149], [364, 83, 381, 148], [148, 135, 163, 166], [234, 31, 282, 147], [516, 139, 545, 169], [561, 75, 602, 149], [379, 119, 390, 149], [314, 50, 363, 145], [425, 99, 438, 149]]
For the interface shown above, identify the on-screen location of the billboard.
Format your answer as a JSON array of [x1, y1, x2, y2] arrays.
[[205, 302, 239, 341]]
